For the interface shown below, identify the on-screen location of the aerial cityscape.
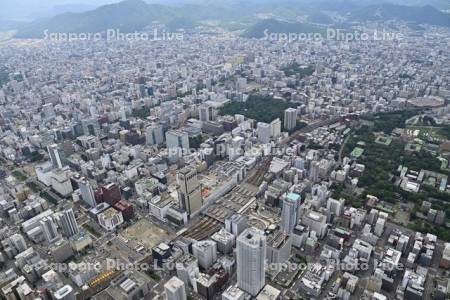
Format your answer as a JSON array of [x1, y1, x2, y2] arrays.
[[0, 0, 449, 299]]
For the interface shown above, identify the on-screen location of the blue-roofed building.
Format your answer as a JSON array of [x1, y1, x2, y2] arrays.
[[281, 192, 301, 234]]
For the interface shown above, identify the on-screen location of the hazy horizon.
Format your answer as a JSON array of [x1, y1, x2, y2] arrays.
[[1, 0, 448, 22], [0, 0, 122, 21]]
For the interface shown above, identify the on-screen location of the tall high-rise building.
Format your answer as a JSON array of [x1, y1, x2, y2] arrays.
[[146, 123, 164, 145], [79, 178, 97, 208], [301, 210, 328, 239], [227, 136, 244, 161], [192, 240, 217, 270], [165, 276, 187, 300], [327, 198, 345, 221], [225, 213, 248, 237], [270, 118, 281, 138], [177, 167, 202, 216], [47, 144, 65, 169], [284, 108, 297, 131], [60, 208, 79, 238], [257, 122, 271, 144], [99, 183, 122, 206], [309, 161, 320, 183], [81, 118, 100, 136], [199, 105, 217, 122], [166, 130, 190, 162], [10, 233, 27, 253], [176, 254, 199, 287], [40, 216, 60, 244], [199, 105, 212, 122], [281, 192, 301, 234], [236, 227, 266, 296], [196, 273, 217, 300], [266, 230, 292, 264]]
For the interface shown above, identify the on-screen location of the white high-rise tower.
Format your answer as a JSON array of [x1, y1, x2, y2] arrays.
[[47, 144, 65, 169], [164, 276, 187, 300], [79, 178, 96, 208], [40, 216, 60, 244], [236, 227, 266, 296], [281, 192, 301, 234], [60, 208, 79, 238], [284, 108, 297, 131]]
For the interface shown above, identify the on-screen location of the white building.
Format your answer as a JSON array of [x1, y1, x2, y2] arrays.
[[270, 118, 281, 139], [225, 214, 248, 237], [54, 285, 76, 300], [222, 285, 247, 300], [146, 123, 164, 145], [166, 130, 189, 162], [50, 168, 73, 197], [192, 240, 218, 270], [78, 178, 96, 208], [284, 108, 297, 131], [211, 229, 235, 254], [47, 144, 65, 169], [257, 122, 271, 144], [281, 192, 301, 234], [60, 208, 79, 238], [164, 276, 187, 300], [256, 284, 281, 300], [228, 136, 244, 161], [266, 231, 292, 264], [237, 227, 266, 296], [97, 208, 124, 231], [327, 198, 345, 220], [40, 216, 60, 244], [176, 254, 199, 287], [35, 161, 54, 186], [301, 210, 327, 239], [148, 195, 172, 221], [199, 105, 216, 122]]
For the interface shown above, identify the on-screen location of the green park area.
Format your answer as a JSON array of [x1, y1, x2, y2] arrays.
[[26, 182, 41, 193], [12, 170, 27, 181], [219, 94, 297, 125], [281, 62, 315, 78], [132, 106, 151, 119], [0, 68, 9, 87], [40, 191, 58, 205], [338, 110, 450, 240]]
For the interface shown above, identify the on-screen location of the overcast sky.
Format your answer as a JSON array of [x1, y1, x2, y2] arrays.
[[1, 0, 447, 22], [0, 0, 200, 20], [0, 0, 124, 20]]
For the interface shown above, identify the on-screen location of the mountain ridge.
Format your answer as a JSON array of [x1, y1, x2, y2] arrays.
[[349, 3, 450, 27], [12, 0, 450, 38]]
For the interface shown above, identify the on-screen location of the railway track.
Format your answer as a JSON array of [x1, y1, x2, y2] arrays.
[[182, 216, 222, 240]]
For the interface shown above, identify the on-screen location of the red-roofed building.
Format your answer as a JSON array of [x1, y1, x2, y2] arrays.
[[96, 183, 122, 206], [114, 200, 134, 221]]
